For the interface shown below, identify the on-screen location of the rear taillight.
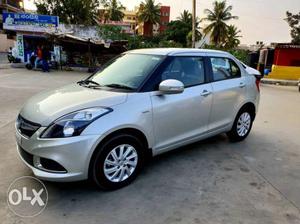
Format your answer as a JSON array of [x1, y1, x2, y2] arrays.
[[255, 75, 261, 92]]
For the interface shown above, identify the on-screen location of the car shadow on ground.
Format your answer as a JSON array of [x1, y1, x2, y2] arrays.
[[43, 133, 233, 193]]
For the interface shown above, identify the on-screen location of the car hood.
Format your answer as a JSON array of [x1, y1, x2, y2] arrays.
[[20, 84, 128, 126]]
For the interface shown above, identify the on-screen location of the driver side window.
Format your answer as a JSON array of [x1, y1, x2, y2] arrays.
[[210, 57, 241, 81], [161, 56, 205, 87]]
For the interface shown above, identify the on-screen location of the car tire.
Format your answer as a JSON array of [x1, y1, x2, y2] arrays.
[[90, 134, 145, 190], [227, 108, 254, 142]]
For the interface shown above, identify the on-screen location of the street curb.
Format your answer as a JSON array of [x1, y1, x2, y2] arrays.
[[261, 78, 299, 87]]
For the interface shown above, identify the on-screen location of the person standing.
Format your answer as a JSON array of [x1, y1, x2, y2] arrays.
[[7, 47, 13, 63], [42, 46, 50, 72], [35, 46, 43, 69]]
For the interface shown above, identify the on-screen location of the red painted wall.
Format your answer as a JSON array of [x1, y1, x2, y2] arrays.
[[159, 6, 170, 33], [143, 21, 152, 37], [274, 48, 300, 66], [142, 6, 170, 36]]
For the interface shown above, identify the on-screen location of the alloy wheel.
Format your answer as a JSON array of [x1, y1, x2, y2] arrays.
[[103, 144, 138, 183], [237, 112, 251, 137]]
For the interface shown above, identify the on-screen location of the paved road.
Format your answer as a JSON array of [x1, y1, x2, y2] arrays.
[[0, 68, 300, 224]]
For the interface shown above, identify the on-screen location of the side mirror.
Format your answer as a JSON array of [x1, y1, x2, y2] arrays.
[[159, 79, 184, 94]]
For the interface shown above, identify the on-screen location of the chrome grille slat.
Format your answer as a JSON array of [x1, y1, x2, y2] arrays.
[[16, 115, 41, 138]]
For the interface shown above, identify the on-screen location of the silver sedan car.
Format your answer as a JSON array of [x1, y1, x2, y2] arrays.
[[16, 48, 261, 190]]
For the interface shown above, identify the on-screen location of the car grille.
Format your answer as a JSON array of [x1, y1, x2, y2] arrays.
[[16, 115, 41, 138]]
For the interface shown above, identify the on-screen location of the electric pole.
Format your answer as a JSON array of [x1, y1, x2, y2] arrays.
[[192, 0, 196, 48]]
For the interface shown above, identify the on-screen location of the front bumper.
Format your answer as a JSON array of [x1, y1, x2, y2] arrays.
[[16, 127, 100, 182]]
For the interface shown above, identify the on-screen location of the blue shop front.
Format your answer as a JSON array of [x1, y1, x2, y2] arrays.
[[3, 12, 59, 63]]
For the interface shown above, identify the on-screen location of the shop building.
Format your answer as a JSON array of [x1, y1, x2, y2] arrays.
[[2, 12, 59, 62], [267, 44, 300, 80], [3, 12, 127, 68], [0, 0, 24, 52], [0, 0, 24, 29]]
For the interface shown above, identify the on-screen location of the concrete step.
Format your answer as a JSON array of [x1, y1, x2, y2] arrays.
[[261, 78, 299, 86]]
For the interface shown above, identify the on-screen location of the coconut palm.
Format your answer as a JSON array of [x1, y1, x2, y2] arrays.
[[202, 0, 238, 46], [178, 10, 202, 44], [138, 0, 161, 37], [225, 25, 242, 49], [165, 10, 202, 47], [102, 0, 125, 21], [177, 10, 192, 24]]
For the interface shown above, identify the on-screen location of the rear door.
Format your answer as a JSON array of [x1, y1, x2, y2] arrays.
[[207, 56, 247, 131]]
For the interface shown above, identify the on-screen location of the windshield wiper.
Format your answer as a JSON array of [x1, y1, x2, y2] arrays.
[[77, 80, 101, 87], [104, 84, 135, 90]]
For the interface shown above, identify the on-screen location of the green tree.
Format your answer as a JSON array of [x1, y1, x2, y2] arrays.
[[224, 25, 242, 49], [228, 49, 249, 64], [98, 24, 128, 41], [102, 0, 125, 21], [285, 11, 300, 44], [204, 44, 249, 64], [177, 10, 201, 37], [137, 0, 161, 37], [202, 0, 238, 47], [177, 10, 192, 24], [165, 10, 201, 47], [164, 21, 191, 46], [35, 0, 100, 25]]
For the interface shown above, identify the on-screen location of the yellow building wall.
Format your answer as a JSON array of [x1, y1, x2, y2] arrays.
[[122, 10, 137, 32], [267, 65, 300, 80]]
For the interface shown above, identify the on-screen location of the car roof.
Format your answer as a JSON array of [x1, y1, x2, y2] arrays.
[[127, 48, 230, 56]]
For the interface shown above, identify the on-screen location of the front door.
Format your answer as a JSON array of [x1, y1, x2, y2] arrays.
[[150, 56, 213, 152]]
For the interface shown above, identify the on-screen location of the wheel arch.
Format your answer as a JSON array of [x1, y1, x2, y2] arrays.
[[238, 102, 256, 120], [88, 127, 152, 178]]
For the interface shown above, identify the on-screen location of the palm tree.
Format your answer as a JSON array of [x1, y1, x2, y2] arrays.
[[225, 25, 242, 49], [177, 10, 202, 44], [177, 10, 192, 24], [103, 0, 125, 22], [138, 0, 161, 37], [202, 0, 238, 46]]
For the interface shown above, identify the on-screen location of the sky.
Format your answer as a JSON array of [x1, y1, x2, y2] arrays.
[[24, 0, 300, 45]]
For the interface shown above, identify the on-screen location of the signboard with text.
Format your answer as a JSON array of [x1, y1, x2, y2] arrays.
[[16, 35, 24, 62], [3, 12, 59, 33]]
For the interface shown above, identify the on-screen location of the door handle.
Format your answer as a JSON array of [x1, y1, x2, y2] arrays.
[[201, 90, 211, 96], [239, 82, 246, 88]]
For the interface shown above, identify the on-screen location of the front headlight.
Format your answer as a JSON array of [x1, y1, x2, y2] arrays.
[[40, 107, 112, 138]]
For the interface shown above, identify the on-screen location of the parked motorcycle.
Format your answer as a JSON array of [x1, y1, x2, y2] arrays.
[[7, 54, 21, 63], [26, 54, 58, 70]]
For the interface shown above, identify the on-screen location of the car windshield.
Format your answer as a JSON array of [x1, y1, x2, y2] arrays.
[[89, 53, 164, 90]]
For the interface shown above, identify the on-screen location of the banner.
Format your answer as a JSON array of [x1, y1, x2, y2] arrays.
[[3, 12, 59, 33], [16, 35, 24, 62]]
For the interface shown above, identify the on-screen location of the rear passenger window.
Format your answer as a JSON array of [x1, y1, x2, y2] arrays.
[[210, 57, 241, 81], [161, 57, 205, 87]]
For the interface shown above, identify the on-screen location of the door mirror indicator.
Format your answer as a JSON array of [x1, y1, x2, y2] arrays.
[[159, 79, 184, 94]]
